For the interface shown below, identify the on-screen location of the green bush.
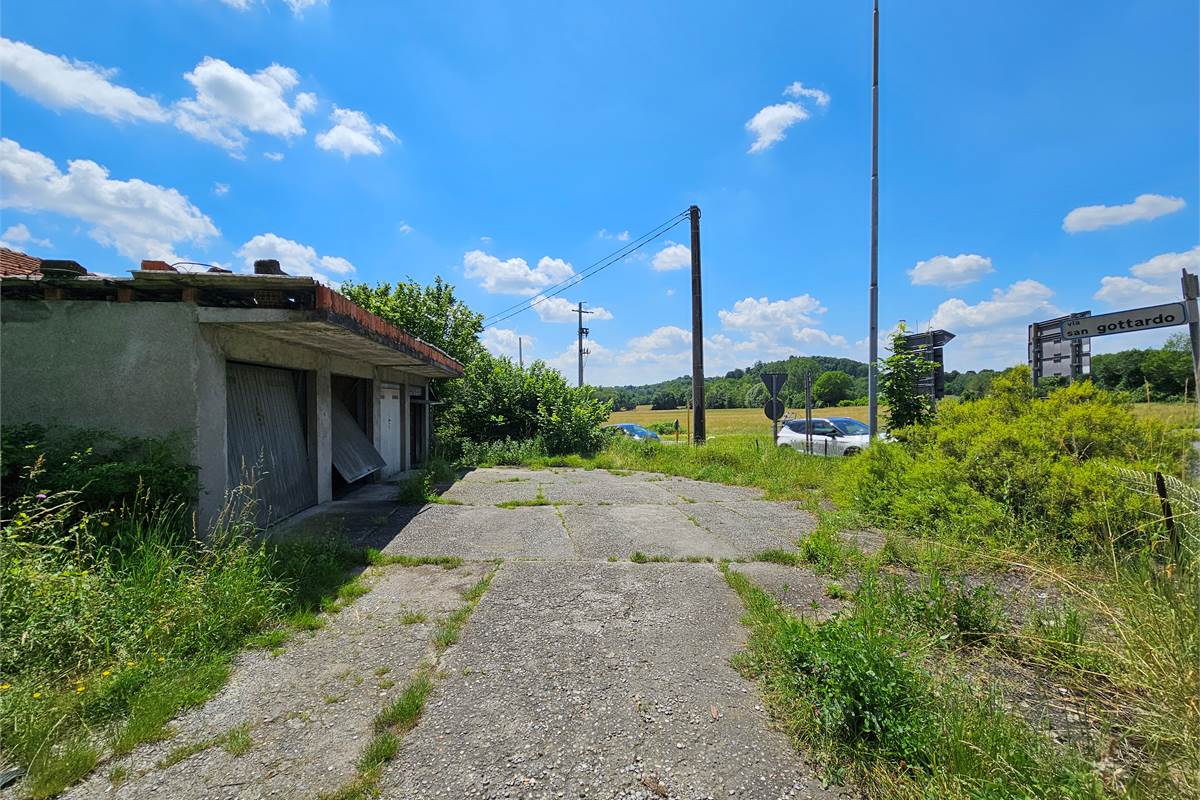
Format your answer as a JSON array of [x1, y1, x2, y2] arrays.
[[437, 353, 610, 457], [458, 437, 548, 467], [1, 424, 197, 513], [837, 369, 1190, 555]]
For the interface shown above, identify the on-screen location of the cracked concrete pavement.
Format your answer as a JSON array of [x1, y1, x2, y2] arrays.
[[66, 468, 845, 800]]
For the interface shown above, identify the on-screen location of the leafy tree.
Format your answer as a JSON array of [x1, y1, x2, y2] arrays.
[[813, 370, 855, 406], [878, 325, 936, 429], [651, 390, 683, 410], [435, 353, 610, 455], [1142, 333, 1193, 397], [340, 277, 484, 365]]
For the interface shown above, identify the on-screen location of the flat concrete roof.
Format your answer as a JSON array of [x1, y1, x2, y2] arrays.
[[0, 270, 465, 378]]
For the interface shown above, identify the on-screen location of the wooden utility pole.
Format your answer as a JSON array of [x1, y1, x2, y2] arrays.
[[576, 302, 592, 387], [518, 336, 524, 369], [689, 205, 706, 444], [867, 0, 881, 439]]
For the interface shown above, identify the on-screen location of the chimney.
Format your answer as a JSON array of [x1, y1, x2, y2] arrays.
[[254, 259, 285, 275], [141, 260, 177, 272]]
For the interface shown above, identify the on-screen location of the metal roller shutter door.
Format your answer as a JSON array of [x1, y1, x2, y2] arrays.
[[226, 362, 315, 526]]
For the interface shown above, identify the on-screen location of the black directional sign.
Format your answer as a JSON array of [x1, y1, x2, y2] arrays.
[[764, 397, 785, 421], [760, 372, 787, 398], [898, 330, 956, 400]]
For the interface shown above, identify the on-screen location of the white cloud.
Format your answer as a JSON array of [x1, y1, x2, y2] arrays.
[[783, 81, 831, 107], [462, 250, 575, 295], [398, 221, 413, 235], [480, 328, 529, 359], [929, 280, 1057, 330], [236, 232, 355, 285], [597, 228, 631, 242], [665, 288, 675, 297], [746, 81, 829, 154], [479, 235, 492, 243], [264, 151, 285, 161], [651, 241, 690, 271], [0, 138, 217, 263], [1062, 193, 1186, 233], [719, 294, 826, 331], [219, 0, 326, 16], [315, 106, 398, 158], [213, 182, 230, 196], [174, 58, 316, 154], [531, 295, 613, 323], [908, 253, 994, 288], [0, 38, 168, 123], [284, 0, 327, 15], [0, 222, 52, 250], [1093, 245, 1200, 307]]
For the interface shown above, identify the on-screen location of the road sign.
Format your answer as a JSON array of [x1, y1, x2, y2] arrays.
[[1030, 313, 1090, 385], [760, 372, 786, 398], [764, 398, 784, 421], [897, 329, 955, 401], [1061, 302, 1187, 340]]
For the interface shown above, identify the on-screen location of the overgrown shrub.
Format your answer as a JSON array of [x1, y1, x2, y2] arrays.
[[837, 368, 1191, 555], [1, 424, 197, 513], [437, 353, 610, 457], [0, 468, 366, 796], [458, 437, 548, 467]]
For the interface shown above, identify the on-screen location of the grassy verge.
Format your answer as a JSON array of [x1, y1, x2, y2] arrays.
[[0, 487, 380, 798], [722, 563, 1105, 799]]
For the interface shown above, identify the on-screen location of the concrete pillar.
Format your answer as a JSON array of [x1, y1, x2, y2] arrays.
[[400, 380, 410, 474], [194, 326, 228, 532], [314, 365, 333, 504]]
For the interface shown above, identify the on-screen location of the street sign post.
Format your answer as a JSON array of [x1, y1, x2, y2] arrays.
[[1029, 313, 1090, 386], [804, 373, 814, 455], [897, 329, 955, 403], [1061, 302, 1187, 339], [761, 372, 787, 443]]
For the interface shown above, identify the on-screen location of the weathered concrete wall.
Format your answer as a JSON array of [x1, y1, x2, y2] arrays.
[[1, 297, 203, 458], [2, 299, 436, 529]]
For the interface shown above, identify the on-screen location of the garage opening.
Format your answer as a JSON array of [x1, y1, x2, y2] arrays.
[[331, 374, 386, 497], [226, 362, 315, 526]]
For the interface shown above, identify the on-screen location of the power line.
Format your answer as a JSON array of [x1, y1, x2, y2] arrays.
[[482, 210, 689, 329]]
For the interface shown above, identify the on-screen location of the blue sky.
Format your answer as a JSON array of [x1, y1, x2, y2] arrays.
[[1, 0, 1197, 381]]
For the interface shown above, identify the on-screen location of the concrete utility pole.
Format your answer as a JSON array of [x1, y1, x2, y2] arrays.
[[867, 0, 881, 439], [576, 302, 592, 388], [689, 205, 706, 444]]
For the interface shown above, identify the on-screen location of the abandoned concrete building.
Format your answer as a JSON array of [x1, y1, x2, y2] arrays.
[[0, 249, 464, 527]]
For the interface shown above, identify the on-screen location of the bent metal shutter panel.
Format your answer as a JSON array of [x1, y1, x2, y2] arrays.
[[226, 362, 314, 526], [331, 397, 387, 483]]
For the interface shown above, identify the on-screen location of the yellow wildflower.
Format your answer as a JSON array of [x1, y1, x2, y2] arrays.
[[76, 685, 85, 693], [102, 670, 111, 677], [32, 692, 42, 699], [0, 683, 11, 691]]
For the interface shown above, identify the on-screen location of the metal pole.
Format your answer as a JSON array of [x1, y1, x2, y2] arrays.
[[1182, 269, 1200, 422], [689, 205, 707, 444], [805, 373, 813, 455], [867, 0, 880, 439], [518, 336, 523, 370]]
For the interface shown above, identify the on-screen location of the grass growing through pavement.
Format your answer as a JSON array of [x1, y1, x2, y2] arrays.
[[321, 566, 500, 800]]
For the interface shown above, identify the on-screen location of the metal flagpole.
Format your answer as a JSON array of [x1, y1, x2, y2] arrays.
[[867, 0, 880, 439]]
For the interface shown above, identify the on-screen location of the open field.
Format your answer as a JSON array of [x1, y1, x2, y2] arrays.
[[611, 401, 1198, 437], [608, 404, 870, 437]]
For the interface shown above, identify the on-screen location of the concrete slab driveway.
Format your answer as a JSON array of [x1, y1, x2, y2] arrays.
[[65, 468, 844, 800], [363, 468, 841, 799]]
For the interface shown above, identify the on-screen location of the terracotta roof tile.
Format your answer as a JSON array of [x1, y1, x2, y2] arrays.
[[0, 248, 41, 277]]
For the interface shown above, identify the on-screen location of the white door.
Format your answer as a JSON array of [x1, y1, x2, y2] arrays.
[[379, 383, 403, 476]]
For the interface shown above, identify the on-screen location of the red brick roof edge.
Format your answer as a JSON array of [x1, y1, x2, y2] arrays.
[[315, 285, 465, 377], [0, 248, 42, 277]]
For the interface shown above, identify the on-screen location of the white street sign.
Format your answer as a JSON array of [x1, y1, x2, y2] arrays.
[[1062, 302, 1188, 340]]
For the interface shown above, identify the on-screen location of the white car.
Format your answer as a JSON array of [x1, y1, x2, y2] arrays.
[[776, 416, 873, 457]]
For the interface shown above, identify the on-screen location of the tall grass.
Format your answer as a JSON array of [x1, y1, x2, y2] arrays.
[[0, 481, 368, 798]]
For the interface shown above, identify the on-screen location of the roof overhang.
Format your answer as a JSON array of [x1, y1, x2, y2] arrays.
[[1, 270, 465, 379]]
